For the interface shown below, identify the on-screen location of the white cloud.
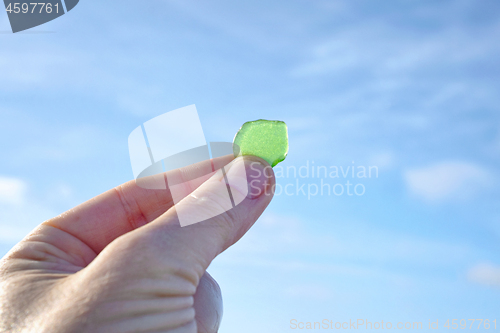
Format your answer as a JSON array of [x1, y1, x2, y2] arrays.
[[0, 200, 58, 246], [403, 161, 494, 203], [0, 176, 59, 248], [467, 263, 500, 288], [0, 176, 27, 205]]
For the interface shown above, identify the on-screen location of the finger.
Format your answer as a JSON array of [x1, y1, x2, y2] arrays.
[[128, 155, 275, 278], [194, 272, 223, 333], [42, 155, 234, 254]]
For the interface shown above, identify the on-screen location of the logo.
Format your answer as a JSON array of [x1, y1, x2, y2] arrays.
[[128, 105, 248, 227], [3, 0, 78, 33]]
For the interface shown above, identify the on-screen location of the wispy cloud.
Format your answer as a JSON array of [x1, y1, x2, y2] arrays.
[[0, 201, 57, 246], [403, 161, 494, 203], [0, 107, 122, 167], [0, 176, 27, 205], [467, 263, 500, 288], [0, 176, 59, 247], [222, 212, 477, 270], [291, 18, 500, 78]]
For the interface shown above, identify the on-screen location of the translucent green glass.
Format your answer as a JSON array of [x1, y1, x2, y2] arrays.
[[233, 119, 288, 167]]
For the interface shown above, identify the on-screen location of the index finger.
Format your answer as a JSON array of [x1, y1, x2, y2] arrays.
[[42, 154, 234, 254]]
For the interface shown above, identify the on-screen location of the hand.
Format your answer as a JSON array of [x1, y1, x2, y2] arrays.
[[0, 155, 275, 333]]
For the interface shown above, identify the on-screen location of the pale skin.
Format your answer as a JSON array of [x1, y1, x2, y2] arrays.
[[0, 155, 275, 333]]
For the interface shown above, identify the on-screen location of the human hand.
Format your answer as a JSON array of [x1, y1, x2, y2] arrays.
[[0, 155, 275, 333]]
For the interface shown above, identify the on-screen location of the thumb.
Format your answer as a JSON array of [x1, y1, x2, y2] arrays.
[[126, 156, 275, 278]]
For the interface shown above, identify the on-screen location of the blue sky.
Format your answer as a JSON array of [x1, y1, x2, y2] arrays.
[[1, 0, 499, 331]]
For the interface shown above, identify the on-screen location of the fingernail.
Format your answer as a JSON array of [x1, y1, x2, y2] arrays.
[[225, 156, 272, 201], [245, 157, 272, 199]]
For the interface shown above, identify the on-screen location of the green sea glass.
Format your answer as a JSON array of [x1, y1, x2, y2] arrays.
[[233, 119, 288, 167]]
